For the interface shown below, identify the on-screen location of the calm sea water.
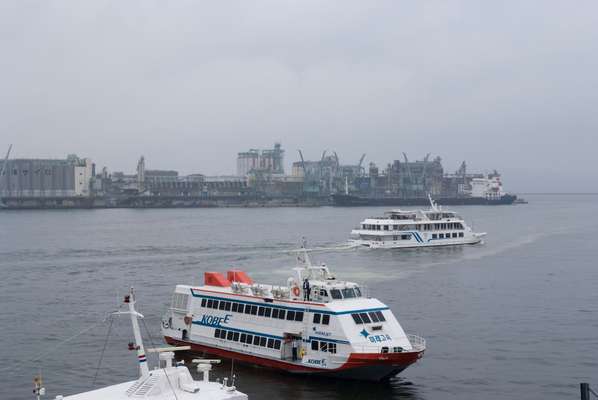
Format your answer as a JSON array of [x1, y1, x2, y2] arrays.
[[1, 194, 597, 400]]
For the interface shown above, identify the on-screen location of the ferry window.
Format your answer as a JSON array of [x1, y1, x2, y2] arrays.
[[260, 337, 267, 347], [393, 235, 398, 241], [313, 313, 321, 324], [233, 332, 239, 342], [376, 225, 381, 230], [225, 302, 231, 311], [375, 311, 386, 322], [251, 305, 258, 315], [351, 313, 363, 324], [253, 336, 260, 346], [359, 313, 371, 323], [221, 329, 228, 339], [207, 299, 213, 308], [384, 225, 389, 230], [393, 225, 398, 230], [432, 234, 437, 239], [264, 308, 272, 318], [320, 289, 328, 297], [330, 289, 342, 299], [274, 340, 281, 350], [214, 328, 220, 338], [258, 307, 265, 316], [213, 300, 219, 309], [401, 234, 410, 240], [272, 308, 279, 319], [369, 312, 380, 323], [322, 314, 330, 325], [246, 334, 253, 344], [286, 310, 296, 321], [342, 288, 356, 298], [267, 338, 274, 348], [329, 343, 337, 353], [219, 301, 226, 310], [311, 340, 319, 351], [240, 333, 246, 343], [231, 302, 238, 312], [244, 305, 252, 315], [458, 223, 464, 229], [459, 232, 464, 237], [354, 287, 362, 297], [227, 331, 234, 341], [201, 299, 207, 307], [320, 342, 328, 352], [439, 233, 444, 239], [295, 311, 304, 322], [452, 233, 458, 238], [278, 310, 286, 319]]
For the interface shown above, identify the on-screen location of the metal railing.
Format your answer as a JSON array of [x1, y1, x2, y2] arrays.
[[407, 334, 426, 351]]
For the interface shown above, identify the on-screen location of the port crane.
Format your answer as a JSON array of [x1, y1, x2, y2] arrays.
[[0, 144, 13, 207]]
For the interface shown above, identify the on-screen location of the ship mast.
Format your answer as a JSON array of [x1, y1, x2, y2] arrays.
[[122, 288, 149, 378]]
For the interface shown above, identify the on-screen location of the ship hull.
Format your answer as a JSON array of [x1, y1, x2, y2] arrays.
[[164, 336, 423, 382], [332, 194, 517, 206]]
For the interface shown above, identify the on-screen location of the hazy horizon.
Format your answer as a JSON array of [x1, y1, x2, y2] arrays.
[[2, 1, 597, 193]]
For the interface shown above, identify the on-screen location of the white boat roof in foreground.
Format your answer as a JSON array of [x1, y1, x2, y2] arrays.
[[44, 289, 247, 400]]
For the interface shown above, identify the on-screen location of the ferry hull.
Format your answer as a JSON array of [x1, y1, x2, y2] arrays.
[[351, 236, 483, 249], [164, 336, 423, 382]]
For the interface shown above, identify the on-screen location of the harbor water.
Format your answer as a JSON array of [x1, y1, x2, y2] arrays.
[[0, 194, 597, 399]]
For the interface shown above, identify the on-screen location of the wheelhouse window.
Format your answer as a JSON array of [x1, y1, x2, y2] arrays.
[[342, 288, 356, 298], [322, 314, 330, 325], [313, 313, 321, 324], [311, 340, 319, 351], [330, 289, 342, 299], [351, 313, 363, 324], [354, 287, 362, 297], [359, 312, 371, 323]]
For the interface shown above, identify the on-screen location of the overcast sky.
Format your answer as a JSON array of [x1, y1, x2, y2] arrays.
[[1, 1, 597, 192]]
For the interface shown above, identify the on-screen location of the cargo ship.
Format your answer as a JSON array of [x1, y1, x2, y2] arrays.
[[333, 175, 517, 206], [162, 251, 425, 381]]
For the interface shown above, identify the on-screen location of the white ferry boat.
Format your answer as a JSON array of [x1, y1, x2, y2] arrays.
[[39, 288, 247, 400], [162, 252, 426, 381], [350, 197, 486, 249]]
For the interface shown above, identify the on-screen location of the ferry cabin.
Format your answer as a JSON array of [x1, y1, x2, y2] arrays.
[[162, 266, 425, 381]]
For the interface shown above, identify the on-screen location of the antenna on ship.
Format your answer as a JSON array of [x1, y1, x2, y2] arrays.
[[428, 193, 440, 212], [113, 288, 150, 378]]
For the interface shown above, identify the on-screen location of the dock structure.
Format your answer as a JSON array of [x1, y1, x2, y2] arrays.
[[0, 143, 515, 209]]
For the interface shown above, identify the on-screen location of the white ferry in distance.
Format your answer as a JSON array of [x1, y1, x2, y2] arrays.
[[350, 196, 486, 249], [162, 251, 426, 381]]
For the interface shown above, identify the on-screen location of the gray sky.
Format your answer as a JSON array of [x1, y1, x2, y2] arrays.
[[1, 1, 597, 192]]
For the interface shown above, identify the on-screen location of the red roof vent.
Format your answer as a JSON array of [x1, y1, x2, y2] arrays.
[[204, 272, 231, 287], [227, 270, 253, 285]]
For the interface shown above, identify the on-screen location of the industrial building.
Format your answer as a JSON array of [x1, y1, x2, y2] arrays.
[[237, 143, 284, 176], [0, 154, 94, 198]]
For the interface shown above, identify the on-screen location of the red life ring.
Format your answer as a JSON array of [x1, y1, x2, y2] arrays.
[[292, 286, 301, 297], [184, 316, 192, 325]]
